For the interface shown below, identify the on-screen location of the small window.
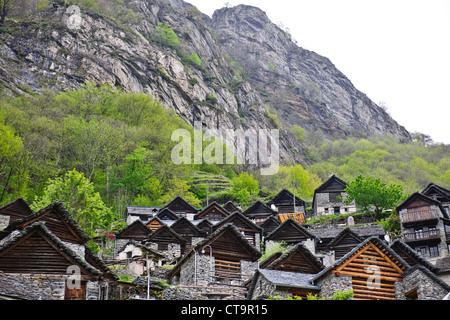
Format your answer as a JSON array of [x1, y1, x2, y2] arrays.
[[329, 192, 341, 202], [429, 246, 440, 257], [417, 247, 427, 256]]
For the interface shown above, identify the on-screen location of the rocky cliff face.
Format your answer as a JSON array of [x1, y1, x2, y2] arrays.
[[209, 5, 410, 141], [0, 0, 410, 166]]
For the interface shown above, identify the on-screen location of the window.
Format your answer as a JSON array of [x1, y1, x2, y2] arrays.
[[333, 207, 341, 215], [417, 247, 427, 256], [329, 192, 341, 202], [429, 246, 440, 257]]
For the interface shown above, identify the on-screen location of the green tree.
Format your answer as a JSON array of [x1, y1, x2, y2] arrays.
[[231, 172, 259, 207], [31, 169, 114, 238], [343, 175, 405, 217], [152, 22, 180, 48]]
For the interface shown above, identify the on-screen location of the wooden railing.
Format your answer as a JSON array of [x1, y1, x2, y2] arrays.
[[400, 208, 439, 224], [403, 230, 440, 242]]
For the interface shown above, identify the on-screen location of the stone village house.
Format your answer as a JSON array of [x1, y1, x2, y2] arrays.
[[0, 201, 118, 300]]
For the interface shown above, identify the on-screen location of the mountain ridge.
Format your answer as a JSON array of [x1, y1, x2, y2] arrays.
[[0, 0, 411, 166]]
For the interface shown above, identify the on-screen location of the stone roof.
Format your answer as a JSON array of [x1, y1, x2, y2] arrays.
[[126, 206, 160, 216], [306, 223, 385, 240]]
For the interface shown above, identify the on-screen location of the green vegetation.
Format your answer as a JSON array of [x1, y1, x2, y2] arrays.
[[343, 175, 405, 216], [152, 22, 180, 49], [306, 135, 450, 194]]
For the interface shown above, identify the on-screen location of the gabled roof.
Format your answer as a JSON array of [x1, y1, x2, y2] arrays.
[[162, 196, 198, 213], [314, 175, 348, 193], [243, 200, 277, 218], [223, 201, 241, 213], [328, 227, 364, 248], [2, 201, 90, 244], [0, 221, 101, 277], [422, 183, 450, 202], [146, 225, 186, 245], [264, 242, 325, 274], [116, 220, 153, 240], [265, 218, 315, 243], [314, 236, 409, 282], [390, 239, 439, 273], [194, 201, 230, 220], [213, 211, 262, 234], [0, 197, 33, 225], [170, 216, 206, 238], [195, 223, 261, 260], [146, 216, 166, 231], [156, 208, 179, 221], [126, 206, 160, 216], [396, 192, 448, 218], [259, 216, 281, 236], [267, 189, 305, 207], [167, 224, 261, 281], [247, 269, 320, 299]]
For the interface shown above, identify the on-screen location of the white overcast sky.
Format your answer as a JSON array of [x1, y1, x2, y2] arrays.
[[187, 0, 450, 144]]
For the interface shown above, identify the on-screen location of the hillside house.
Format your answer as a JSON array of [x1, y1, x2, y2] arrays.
[[267, 188, 305, 214], [145, 225, 187, 262], [243, 200, 277, 225], [126, 206, 160, 225], [170, 217, 206, 250], [117, 240, 165, 276], [115, 220, 153, 248], [260, 216, 281, 237], [0, 197, 33, 229], [397, 192, 450, 263], [0, 221, 110, 300], [422, 183, 450, 216], [156, 208, 180, 221], [312, 175, 356, 216], [161, 196, 199, 220], [223, 201, 241, 213], [194, 202, 230, 222], [212, 211, 263, 250], [313, 237, 450, 300], [265, 218, 316, 251], [168, 224, 261, 287]]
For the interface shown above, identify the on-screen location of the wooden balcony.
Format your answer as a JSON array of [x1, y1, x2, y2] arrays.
[[400, 208, 439, 227], [403, 230, 441, 243]]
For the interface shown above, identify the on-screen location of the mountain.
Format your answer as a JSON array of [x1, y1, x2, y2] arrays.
[[0, 0, 411, 165]]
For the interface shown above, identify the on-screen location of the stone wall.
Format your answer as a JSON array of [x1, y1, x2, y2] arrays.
[[317, 273, 352, 299], [397, 267, 449, 300], [1, 273, 102, 300], [315, 192, 356, 216]]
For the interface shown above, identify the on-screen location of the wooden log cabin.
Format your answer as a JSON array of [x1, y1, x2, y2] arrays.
[[265, 218, 316, 247], [145, 225, 187, 262], [170, 217, 206, 250], [243, 200, 277, 225], [267, 188, 305, 214], [262, 242, 325, 274], [194, 202, 230, 222], [161, 196, 199, 220], [313, 236, 450, 300], [0, 221, 104, 300], [0, 197, 33, 229], [116, 220, 153, 243], [1, 201, 90, 246], [168, 224, 261, 286], [212, 211, 263, 250]]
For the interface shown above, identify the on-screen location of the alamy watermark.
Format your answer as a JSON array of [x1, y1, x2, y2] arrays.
[[171, 121, 280, 175]]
